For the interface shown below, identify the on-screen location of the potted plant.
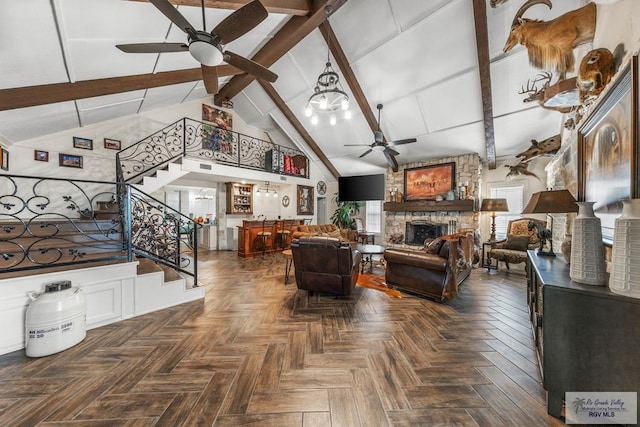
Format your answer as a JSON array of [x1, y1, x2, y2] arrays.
[[330, 193, 361, 230]]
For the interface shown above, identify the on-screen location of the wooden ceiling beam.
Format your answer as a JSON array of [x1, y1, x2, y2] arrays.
[[128, 0, 310, 16], [0, 66, 242, 111], [472, 0, 497, 169], [214, 0, 347, 105], [318, 21, 379, 137], [258, 80, 340, 179]]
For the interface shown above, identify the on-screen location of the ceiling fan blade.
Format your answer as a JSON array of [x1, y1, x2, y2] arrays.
[[389, 138, 417, 145], [344, 144, 371, 147], [150, 0, 196, 34], [202, 65, 219, 94], [384, 147, 399, 156], [359, 149, 373, 158], [116, 43, 188, 53], [224, 51, 277, 82], [384, 150, 399, 172], [212, 0, 268, 45]]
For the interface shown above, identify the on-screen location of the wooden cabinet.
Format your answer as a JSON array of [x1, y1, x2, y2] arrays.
[[226, 183, 253, 215], [526, 251, 640, 419]]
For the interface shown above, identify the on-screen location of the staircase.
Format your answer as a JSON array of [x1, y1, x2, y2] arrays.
[[135, 160, 189, 194]]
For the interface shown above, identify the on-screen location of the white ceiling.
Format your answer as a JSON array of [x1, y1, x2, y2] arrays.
[[0, 0, 588, 177]]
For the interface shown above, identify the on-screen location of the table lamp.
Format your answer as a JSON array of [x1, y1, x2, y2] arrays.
[[480, 198, 509, 242], [521, 189, 578, 256]]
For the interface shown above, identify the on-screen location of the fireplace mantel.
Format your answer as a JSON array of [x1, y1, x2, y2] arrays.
[[384, 200, 475, 212]]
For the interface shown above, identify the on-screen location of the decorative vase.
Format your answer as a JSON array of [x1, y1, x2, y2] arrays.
[[570, 202, 607, 285], [609, 199, 640, 298]]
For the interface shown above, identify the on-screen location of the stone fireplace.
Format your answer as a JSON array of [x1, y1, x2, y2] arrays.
[[405, 221, 451, 245]]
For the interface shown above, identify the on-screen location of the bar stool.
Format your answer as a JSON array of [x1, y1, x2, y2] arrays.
[[276, 219, 291, 250], [255, 219, 272, 258]]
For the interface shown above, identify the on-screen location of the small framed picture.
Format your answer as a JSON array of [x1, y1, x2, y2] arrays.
[[59, 153, 83, 169], [34, 150, 49, 162], [104, 138, 121, 150], [1, 148, 8, 171], [73, 136, 93, 150]]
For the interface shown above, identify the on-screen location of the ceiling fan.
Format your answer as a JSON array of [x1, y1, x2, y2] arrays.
[[115, 0, 278, 95], [344, 104, 417, 172]]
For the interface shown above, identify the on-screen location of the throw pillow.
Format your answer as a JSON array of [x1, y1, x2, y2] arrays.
[[327, 229, 342, 238], [424, 238, 444, 254], [504, 234, 530, 251]]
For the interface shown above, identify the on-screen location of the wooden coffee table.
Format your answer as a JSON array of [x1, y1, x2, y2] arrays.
[[355, 244, 386, 273]]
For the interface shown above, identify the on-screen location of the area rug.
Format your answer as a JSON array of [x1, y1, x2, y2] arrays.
[[357, 273, 403, 298]]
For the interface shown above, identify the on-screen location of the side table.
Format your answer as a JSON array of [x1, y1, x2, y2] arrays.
[[482, 241, 498, 271]]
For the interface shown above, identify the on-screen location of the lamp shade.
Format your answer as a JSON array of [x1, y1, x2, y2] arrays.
[[522, 190, 578, 214], [480, 198, 509, 212]]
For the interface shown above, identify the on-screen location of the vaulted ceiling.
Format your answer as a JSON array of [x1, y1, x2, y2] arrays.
[[1, 0, 587, 179]]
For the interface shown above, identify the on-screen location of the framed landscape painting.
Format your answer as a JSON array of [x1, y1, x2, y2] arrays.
[[404, 162, 456, 201], [104, 138, 121, 150], [578, 55, 638, 242], [73, 137, 93, 150], [59, 153, 83, 169]]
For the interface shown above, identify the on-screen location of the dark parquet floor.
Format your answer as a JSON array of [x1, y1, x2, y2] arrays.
[[0, 250, 567, 426]]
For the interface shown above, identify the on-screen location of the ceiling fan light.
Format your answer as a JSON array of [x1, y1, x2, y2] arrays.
[[304, 105, 313, 117], [341, 98, 349, 110], [189, 41, 223, 66], [344, 110, 352, 120], [329, 114, 337, 125], [372, 145, 385, 153]]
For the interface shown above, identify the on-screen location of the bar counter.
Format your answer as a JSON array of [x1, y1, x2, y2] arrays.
[[237, 219, 304, 257]]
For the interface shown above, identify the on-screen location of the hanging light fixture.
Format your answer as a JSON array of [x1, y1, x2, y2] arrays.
[[256, 182, 278, 198], [305, 46, 350, 126]]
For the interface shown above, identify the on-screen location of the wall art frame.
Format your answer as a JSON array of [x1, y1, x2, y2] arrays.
[[297, 185, 314, 215], [404, 162, 456, 201], [104, 138, 121, 150], [73, 136, 93, 150], [578, 54, 638, 243], [59, 153, 83, 169], [34, 150, 49, 162]]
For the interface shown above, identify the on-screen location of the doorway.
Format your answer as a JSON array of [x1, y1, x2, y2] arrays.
[[317, 197, 327, 224]]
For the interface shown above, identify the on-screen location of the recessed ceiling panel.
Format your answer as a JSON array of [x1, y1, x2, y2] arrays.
[[399, 122, 487, 162], [350, 0, 477, 104], [491, 50, 544, 117], [377, 97, 428, 142], [494, 107, 563, 157], [417, 70, 483, 133], [138, 82, 199, 113], [270, 54, 311, 103], [330, 156, 388, 176], [0, 102, 79, 143], [0, 1, 68, 89], [329, 0, 398, 61], [76, 91, 146, 111], [80, 99, 142, 127], [66, 40, 158, 80], [390, 0, 452, 32], [232, 92, 269, 127]]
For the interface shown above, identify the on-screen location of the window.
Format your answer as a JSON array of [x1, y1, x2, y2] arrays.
[[490, 185, 524, 240], [365, 200, 381, 233]]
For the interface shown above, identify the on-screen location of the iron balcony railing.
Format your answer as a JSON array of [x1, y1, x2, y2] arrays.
[[0, 174, 198, 283], [116, 117, 309, 184]]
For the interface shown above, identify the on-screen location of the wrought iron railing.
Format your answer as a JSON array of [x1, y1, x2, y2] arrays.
[[116, 117, 309, 183], [0, 174, 198, 283]]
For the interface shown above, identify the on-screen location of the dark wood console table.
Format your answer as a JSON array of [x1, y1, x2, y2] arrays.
[[526, 250, 640, 419]]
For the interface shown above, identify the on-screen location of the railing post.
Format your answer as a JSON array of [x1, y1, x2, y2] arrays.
[[125, 184, 133, 262], [182, 117, 186, 158], [192, 224, 198, 286]]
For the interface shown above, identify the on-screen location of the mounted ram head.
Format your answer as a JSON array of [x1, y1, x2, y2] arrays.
[[503, 0, 597, 79]]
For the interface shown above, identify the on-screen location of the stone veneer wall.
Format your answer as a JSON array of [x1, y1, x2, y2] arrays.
[[385, 153, 482, 248]]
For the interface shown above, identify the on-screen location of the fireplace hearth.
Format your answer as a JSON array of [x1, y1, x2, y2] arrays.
[[405, 221, 450, 246]]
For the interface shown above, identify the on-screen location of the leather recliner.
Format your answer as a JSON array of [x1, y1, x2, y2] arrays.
[[384, 231, 474, 301], [291, 236, 362, 296]]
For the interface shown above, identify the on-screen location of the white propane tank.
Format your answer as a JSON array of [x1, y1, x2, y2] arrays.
[[25, 280, 86, 357]]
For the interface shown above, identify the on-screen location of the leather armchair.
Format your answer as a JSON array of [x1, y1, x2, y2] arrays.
[[291, 236, 362, 296], [384, 231, 474, 301]]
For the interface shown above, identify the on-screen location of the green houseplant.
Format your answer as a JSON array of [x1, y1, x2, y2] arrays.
[[330, 193, 361, 230]]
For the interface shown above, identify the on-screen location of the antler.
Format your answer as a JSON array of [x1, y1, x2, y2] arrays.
[[512, 0, 552, 27], [518, 72, 553, 103]]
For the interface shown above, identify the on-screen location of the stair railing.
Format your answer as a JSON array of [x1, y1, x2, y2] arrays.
[[0, 173, 198, 284]]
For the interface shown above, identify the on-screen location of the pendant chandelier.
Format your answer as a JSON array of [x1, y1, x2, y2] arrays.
[[304, 48, 351, 126], [256, 182, 278, 198]]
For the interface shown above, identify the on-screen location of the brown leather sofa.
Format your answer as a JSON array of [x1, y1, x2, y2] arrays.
[[291, 223, 357, 242], [291, 236, 362, 296], [383, 231, 474, 301]]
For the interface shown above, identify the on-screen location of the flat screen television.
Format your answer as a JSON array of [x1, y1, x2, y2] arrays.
[[338, 174, 385, 201]]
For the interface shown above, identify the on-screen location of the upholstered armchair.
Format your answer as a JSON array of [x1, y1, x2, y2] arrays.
[[488, 217, 546, 269], [291, 236, 362, 296]]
